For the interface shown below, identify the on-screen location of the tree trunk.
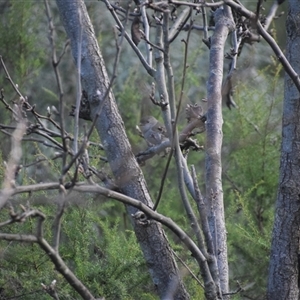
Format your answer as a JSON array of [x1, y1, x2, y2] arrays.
[[267, 1, 300, 299], [205, 7, 234, 297], [55, 1, 189, 298]]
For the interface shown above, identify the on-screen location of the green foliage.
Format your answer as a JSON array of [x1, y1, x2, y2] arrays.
[[184, 275, 206, 300], [0, 201, 58, 300], [0, 199, 154, 299], [0, 2, 44, 85], [164, 242, 206, 299], [0, 2, 47, 137], [223, 63, 282, 298], [60, 201, 155, 299], [115, 67, 145, 149], [0, 1, 287, 299]]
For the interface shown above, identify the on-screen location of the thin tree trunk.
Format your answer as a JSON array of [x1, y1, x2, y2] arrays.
[[55, 1, 189, 298], [205, 7, 234, 297], [267, 1, 300, 299]]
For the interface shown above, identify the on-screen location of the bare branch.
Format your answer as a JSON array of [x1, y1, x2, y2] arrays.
[[44, 0, 69, 171], [172, 249, 205, 288], [205, 6, 235, 296], [0, 233, 38, 242], [224, 0, 300, 92], [170, 0, 224, 8], [72, 182, 219, 297], [264, 0, 284, 30], [0, 120, 26, 210], [41, 280, 60, 300], [103, 0, 156, 76], [168, 7, 191, 43], [0, 207, 45, 228], [12, 182, 60, 195], [0, 56, 26, 99], [0, 207, 97, 300], [73, 6, 83, 155], [73, 184, 203, 259], [38, 239, 97, 299], [140, 4, 152, 66], [257, 21, 300, 91], [52, 185, 67, 251]]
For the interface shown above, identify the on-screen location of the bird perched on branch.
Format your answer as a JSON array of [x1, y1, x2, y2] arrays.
[[139, 116, 168, 146]]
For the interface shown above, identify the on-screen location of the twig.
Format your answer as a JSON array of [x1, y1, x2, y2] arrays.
[[0, 89, 20, 119], [52, 185, 67, 252], [12, 182, 60, 195], [74, 184, 206, 262], [222, 281, 244, 295], [72, 182, 219, 296], [60, 139, 88, 178], [103, 0, 156, 76], [224, 0, 300, 92], [136, 117, 205, 163], [0, 208, 97, 300], [168, 7, 191, 43], [182, 24, 215, 31], [140, 3, 152, 66], [161, 10, 204, 254], [257, 21, 300, 91], [191, 166, 220, 284], [264, 0, 284, 30], [0, 56, 25, 99], [0, 120, 26, 210], [172, 249, 204, 288], [0, 208, 45, 228], [34, 129, 65, 150], [151, 12, 172, 211], [142, 35, 165, 53], [153, 146, 173, 211], [41, 280, 60, 300], [154, 17, 198, 205], [44, 0, 69, 173], [73, 6, 83, 155], [170, 0, 224, 8], [201, 6, 209, 41]]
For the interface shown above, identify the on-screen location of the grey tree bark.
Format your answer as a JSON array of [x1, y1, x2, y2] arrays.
[[267, 1, 300, 299], [55, 0, 189, 298], [205, 7, 234, 297]]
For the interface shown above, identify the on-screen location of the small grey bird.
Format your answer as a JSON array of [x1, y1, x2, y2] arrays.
[[139, 116, 168, 146]]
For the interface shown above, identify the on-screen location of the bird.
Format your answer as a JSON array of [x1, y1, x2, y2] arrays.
[[139, 116, 168, 146]]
